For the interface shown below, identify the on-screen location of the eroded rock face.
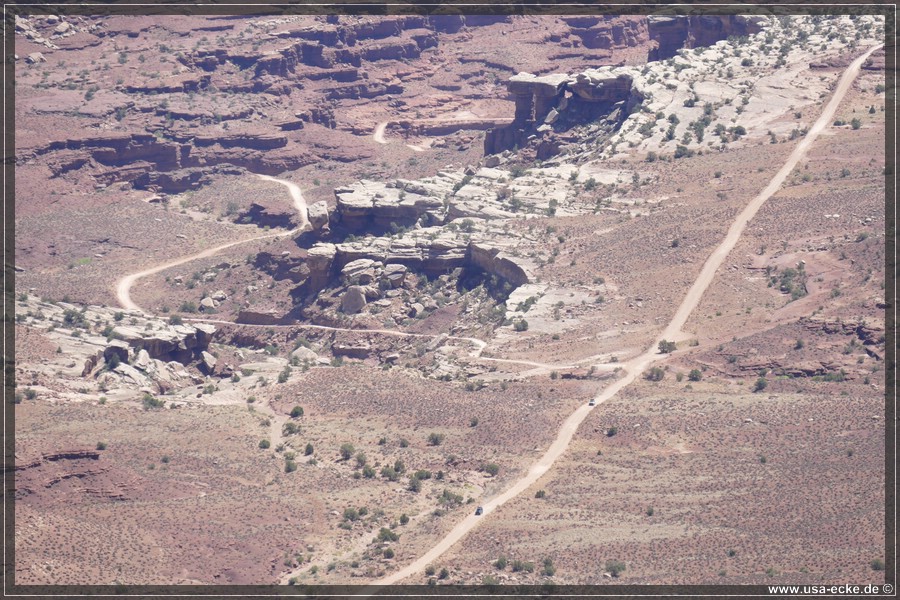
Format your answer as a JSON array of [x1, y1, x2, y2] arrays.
[[647, 15, 763, 61], [334, 180, 443, 231], [111, 323, 215, 363]]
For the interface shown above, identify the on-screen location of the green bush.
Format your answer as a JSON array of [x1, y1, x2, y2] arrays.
[[645, 366, 665, 382], [96, 441, 107, 450], [688, 369, 702, 382], [290, 406, 304, 418], [511, 560, 534, 573], [339, 443, 355, 460], [482, 463, 500, 476], [258, 439, 271, 449], [606, 560, 626, 578]]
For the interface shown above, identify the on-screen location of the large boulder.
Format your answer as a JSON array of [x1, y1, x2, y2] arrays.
[[382, 263, 408, 288], [341, 285, 368, 314], [307, 201, 329, 230], [341, 258, 377, 284], [290, 346, 319, 364], [200, 351, 217, 374]]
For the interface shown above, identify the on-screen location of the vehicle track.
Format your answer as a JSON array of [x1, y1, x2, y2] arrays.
[[115, 174, 309, 311], [369, 43, 884, 588]]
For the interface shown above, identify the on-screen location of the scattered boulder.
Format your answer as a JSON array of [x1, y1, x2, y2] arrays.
[[341, 285, 368, 314], [211, 290, 227, 302], [408, 302, 426, 317], [200, 351, 217, 374], [383, 263, 408, 288], [290, 346, 319, 363], [307, 201, 329, 230], [200, 297, 218, 311], [133, 349, 151, 371]]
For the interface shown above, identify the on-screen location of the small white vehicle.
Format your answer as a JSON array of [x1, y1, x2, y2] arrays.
[[588, 399, 596, 406]]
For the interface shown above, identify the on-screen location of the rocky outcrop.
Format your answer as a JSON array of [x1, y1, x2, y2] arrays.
[[559, 16, 648, 50], [647, 15, 763, 61], [254, 251, 309, 283], [111, 323, 215, 364], [333, 179, 444, 231], [240, 200, 302, 230], [468, 242, 532, 288], [485, 68, 641, 155], [507, 73, 569, 123]]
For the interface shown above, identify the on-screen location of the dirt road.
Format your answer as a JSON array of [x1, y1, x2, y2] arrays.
[[373, 121, 389, 145], [371, 43, 883, 587], [115, 174, 308, 312]]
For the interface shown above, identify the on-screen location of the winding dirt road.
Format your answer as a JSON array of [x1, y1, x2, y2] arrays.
[[373, 121, 389, 145], [371, 43, 883, 588], [115, 174, 308, 312]]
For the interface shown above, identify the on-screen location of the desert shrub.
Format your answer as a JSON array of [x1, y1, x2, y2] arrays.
[[607, 427, 618, 437], [658, 340, 676, 353], [290, 405, 304, 418], [399, 438, 409, 448], [284, 459, 298, 473], [408, 476, 422, 493], [178, 301, 197, 313], [142, 393, 165, 410], [535, 490, 546, 498], [438, 567, 449, 580], [438, 488, 464, 507], [339, 443, 355, 460], [511, 560, 534, 573], [495, 556, 508, 570], [362, 465, 376, 478], [674, 145, 694, 159], [542, 557, 556, 577], [96, 441, 107, 450], [513, 319, 529, 332], [383, 548, 394, 559], [688, 369, 703, 382], [282, 422, 299, 436], [258, 439, 271, 449], [753, 377, 768, 392], [645, 367, 665, 382], [871, 558, 885, 571], [427, 432, 444, 446], [381, 466, 400, 481], [399, 513, 409, 525], [168, 315, 183, 325], [343, 507, 360, 521], [851, 118, 861, 130], [606, 560, 626, 577], [377, 527, 399, 542], [482, 463, 500, 476], [414, 469, 432, 480]]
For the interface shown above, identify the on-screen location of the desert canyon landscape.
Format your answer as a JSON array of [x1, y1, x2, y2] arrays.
[[8, 7, 891, 592]]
